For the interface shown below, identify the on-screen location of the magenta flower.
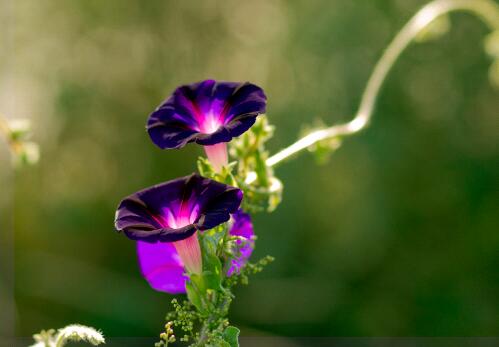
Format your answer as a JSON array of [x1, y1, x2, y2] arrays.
[[136, 210, 255, 294], [147, 80, 266, 171], [136, 241, 188, 294], [226, 210, 255, 276], [115, 174, 242, 275]]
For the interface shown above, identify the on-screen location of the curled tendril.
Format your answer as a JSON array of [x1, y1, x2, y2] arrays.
[[264, 0, 499, 170]]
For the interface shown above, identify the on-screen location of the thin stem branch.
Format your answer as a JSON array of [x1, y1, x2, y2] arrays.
[[266, 0, 499, 168]]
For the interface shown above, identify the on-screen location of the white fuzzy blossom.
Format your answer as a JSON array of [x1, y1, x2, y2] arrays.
[[29, 324, 105, 347]]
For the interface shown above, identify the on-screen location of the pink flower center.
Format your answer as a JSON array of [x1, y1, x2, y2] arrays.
[[152, 196, 203, 275], [158, 195, 200, 229], [199, 111, 223, 134]]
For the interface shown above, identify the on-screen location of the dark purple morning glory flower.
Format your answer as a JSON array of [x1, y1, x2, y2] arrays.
[[147, 79, 267, 171], [115, 173, 243, 274], [137, 210, 255, 294]]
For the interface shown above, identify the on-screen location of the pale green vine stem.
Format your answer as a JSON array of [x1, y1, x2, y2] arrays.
[[265, 0, 499, 168]]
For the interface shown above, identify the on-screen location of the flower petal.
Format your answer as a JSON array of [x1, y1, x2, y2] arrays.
[[137, 241, 187, 294], [227, 210, 255, 276]]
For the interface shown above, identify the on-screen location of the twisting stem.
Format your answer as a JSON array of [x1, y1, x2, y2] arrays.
[[266, 0, 499, 168]]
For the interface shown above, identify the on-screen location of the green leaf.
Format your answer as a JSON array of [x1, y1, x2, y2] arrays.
[[200, 229, 224, 286], [185, 280, 205, 314], [223, 326, 240, 347], [202, 270, 222, 291]]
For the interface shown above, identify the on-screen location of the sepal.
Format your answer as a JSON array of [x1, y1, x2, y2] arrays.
[[197, 156, 238, 187]]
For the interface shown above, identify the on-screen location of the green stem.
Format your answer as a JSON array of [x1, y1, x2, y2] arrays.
[[195, 287, 232, 346]]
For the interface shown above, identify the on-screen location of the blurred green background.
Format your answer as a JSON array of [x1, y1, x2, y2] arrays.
[[1, 0, 498, 340]]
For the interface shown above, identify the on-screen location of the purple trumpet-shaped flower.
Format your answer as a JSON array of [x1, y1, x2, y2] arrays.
[[147, 79, 266, 171], [115, 174, 243, 276], [136, 210, 255, 294]]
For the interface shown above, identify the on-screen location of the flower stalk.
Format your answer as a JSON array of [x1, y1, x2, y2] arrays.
[[204, 143, 228, 172]]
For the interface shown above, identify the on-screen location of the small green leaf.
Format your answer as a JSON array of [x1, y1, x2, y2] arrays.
[[200, 229, 224, 281], [202, 270, 222, 291], [185, 279, 205, 314], [223, 326, 240, 347]]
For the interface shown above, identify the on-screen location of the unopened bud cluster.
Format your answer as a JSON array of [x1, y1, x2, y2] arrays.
[[155, 322, 176, 347]]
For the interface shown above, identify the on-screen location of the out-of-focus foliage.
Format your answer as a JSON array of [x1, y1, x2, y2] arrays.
[[2, 0, 498, 341]]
